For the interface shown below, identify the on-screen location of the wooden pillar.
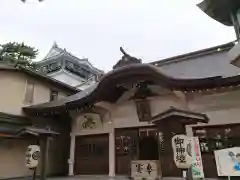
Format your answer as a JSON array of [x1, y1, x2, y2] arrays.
[[156, 119, 186, 177], [41, 137, 50, 180], [68, 133, 75, 176], [109, 129, 115, 177], [185, 125, 193, 137], [158, 120, 186, 154]]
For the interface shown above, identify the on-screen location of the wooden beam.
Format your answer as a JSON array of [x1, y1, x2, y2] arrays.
[[0, 133, 15, 138]]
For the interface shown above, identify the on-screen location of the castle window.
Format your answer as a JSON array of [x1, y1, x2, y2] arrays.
[[42, 66, 47, 73]]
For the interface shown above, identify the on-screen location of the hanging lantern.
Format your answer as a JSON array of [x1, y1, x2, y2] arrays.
[[26, 145, 40, 169]]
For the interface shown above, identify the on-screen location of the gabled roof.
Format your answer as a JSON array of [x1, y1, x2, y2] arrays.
[[36, 42, 104, 74], [42, 42, 63, 60], [150, 107, 209, 124], [0, 64, 79, 94]]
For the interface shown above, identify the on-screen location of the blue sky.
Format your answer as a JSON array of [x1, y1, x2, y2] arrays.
[[0, 0, 236, 71]]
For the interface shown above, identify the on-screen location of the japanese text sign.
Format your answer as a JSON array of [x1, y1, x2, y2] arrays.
[[131, 160, 159, 179], [191, 137, 204, 178], [172, 134, 192, 169], [214, 147, 240, 176]]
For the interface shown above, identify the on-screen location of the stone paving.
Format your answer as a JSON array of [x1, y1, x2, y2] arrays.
[[51, 176, 182, 180], [50, 176, 224, 180], [6, 175, 226, 180]]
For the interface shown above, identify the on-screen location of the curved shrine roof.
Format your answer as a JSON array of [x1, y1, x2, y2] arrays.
[[23, 63, 240, 114]]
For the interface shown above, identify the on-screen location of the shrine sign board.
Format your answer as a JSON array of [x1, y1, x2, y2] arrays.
[[172, 135, 193, 169], [78, 113, 102, 130], [191, 137, 204, 179], [131, 160, 161, 180], [214, 147, 240, 176]]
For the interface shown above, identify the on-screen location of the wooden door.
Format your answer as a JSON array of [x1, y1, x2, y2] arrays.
[[74, 134, 109, 175], [115, 128, 138, 175]]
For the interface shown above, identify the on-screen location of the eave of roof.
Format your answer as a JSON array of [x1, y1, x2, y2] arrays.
[[0, 64, 79, 94], [150, 41, 236, 66], [0, 112, 32, 125], [197, 0, 240, 26], [0, 112, 32, 136], [16, 127, 59, 137], [23, 63, 240, 114], [150, 107, 209, 124], [23, 83, 97, 113]]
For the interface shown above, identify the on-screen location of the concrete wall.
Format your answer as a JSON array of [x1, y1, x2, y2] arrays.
[[71, 87, 240, 136], [0, 72, 26, 115], [0, 139, 32, 179], [188, 89, 240, 127], [0, 71, 71, 179], [71, 92, 185, 136], [0, 121, 71, 179], [0, 71, 68, 115]]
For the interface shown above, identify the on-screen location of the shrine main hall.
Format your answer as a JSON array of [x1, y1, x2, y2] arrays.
[[24, 44, 240, 178]]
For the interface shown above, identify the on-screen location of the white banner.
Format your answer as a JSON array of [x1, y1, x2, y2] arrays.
[[215, 147, 240, 176], [191, 137, 204, 178]]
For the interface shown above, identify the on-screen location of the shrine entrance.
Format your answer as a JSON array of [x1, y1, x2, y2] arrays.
[[151, 107, 209, 177], [115, 128, 139, 175], [74, 134, 109, 175], [138, 128, 158, 161], [115, 128, 159, 175]]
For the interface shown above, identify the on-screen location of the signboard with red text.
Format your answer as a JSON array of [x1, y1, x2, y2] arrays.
[[191, 137, 204, 178]]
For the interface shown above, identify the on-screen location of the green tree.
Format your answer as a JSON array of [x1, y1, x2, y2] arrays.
[[0, 42, 38, 68]]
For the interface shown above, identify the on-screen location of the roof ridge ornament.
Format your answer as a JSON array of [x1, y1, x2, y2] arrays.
[[120, 47, 130, 59], [113, 47, 142, 69], [52, 41, 58, 48]]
